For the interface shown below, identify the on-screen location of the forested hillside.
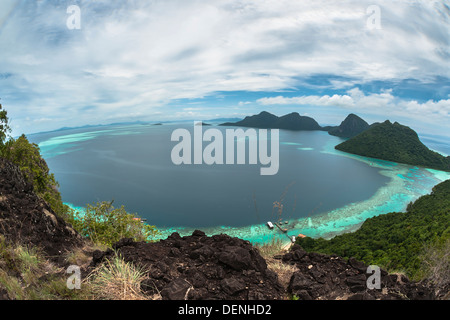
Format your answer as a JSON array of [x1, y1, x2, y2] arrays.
[[296, 179, 450, 280]]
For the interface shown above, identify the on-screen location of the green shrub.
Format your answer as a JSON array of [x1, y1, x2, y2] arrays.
[[67, 201, 159, 247], [87, 252, 148, 300]]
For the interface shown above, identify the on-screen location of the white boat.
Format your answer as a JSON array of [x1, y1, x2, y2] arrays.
[[267, 221, 274, 229]]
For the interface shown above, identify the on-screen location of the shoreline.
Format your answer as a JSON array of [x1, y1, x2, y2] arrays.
[[43, 124, 449, 245]]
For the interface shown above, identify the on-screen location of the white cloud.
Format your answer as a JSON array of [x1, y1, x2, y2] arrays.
[[257, 94, 355, 108], [0, 0, 448, 134], [256, 87, 450, 126]]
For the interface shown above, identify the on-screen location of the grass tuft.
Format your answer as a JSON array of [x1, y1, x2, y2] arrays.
[[87, 253, 148, 300]]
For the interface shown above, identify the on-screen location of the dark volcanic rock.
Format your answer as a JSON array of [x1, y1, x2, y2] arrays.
[[0, 158, 83, 264], [92, 233, 437, 300], [92, 231, 284, 300], [161, 278, 193, 300], [221, 277, 246, 295], [218, 246, 253, 270]]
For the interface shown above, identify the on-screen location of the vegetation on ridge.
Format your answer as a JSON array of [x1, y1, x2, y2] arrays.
[[1, 103, 68, 216]]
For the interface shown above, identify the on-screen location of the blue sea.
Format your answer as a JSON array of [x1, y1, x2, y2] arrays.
[[28, 123, 450, 243]]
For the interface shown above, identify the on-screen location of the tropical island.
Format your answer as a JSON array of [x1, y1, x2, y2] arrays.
[[220, 111, 322, 131], [327, 113, 370, 138], [335, 120, 450, 172]]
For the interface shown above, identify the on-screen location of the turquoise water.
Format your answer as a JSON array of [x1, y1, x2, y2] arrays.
[[30, 124, 450, 245], [153, 139, 450, 244]]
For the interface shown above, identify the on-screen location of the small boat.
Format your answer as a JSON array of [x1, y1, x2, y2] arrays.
[[267, 221, 274, 229]]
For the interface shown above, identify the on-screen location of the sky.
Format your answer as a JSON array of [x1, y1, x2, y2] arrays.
[[0, 0, 449, 137]]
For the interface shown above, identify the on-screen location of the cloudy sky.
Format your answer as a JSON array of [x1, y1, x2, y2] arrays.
[[0, 0, 449, 136]]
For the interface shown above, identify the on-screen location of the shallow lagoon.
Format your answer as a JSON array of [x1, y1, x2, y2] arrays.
[[29, 123, 450, 244]]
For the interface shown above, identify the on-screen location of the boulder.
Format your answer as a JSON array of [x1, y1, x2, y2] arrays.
[[92, 231, 284, 300]]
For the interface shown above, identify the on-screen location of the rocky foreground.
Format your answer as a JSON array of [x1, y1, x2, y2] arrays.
[[281, 245, 432, 300], [91, 231, 434, 300]]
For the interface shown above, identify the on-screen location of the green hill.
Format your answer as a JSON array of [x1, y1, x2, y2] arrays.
[[335, 120, 450, 171], [220, 111, 278, 128], [220, 111, 322, 131], [296, 179, 450, 280]]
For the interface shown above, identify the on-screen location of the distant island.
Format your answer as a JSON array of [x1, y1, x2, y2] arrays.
[[28, 108, 450, 172], [335, 120, 450, 171], [220, 111, 322, 131], [194, 122, 211, 126], [28, 118, 247, 137], [219, 111, 369, 136], [327, 113, 370, 138], [219, 111, 450, 171]]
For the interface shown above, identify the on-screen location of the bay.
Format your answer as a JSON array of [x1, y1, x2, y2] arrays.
[[29, 122, 450, 242]]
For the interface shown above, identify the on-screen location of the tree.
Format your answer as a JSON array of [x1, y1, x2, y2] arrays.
[[0, 103, 11, 146], [66, 201, 159, 247]]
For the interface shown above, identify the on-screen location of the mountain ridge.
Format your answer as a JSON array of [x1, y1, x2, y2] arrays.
[[335, 120, 450, 171], [220, 111, 323, 131], [328, 113, 370, 138]]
